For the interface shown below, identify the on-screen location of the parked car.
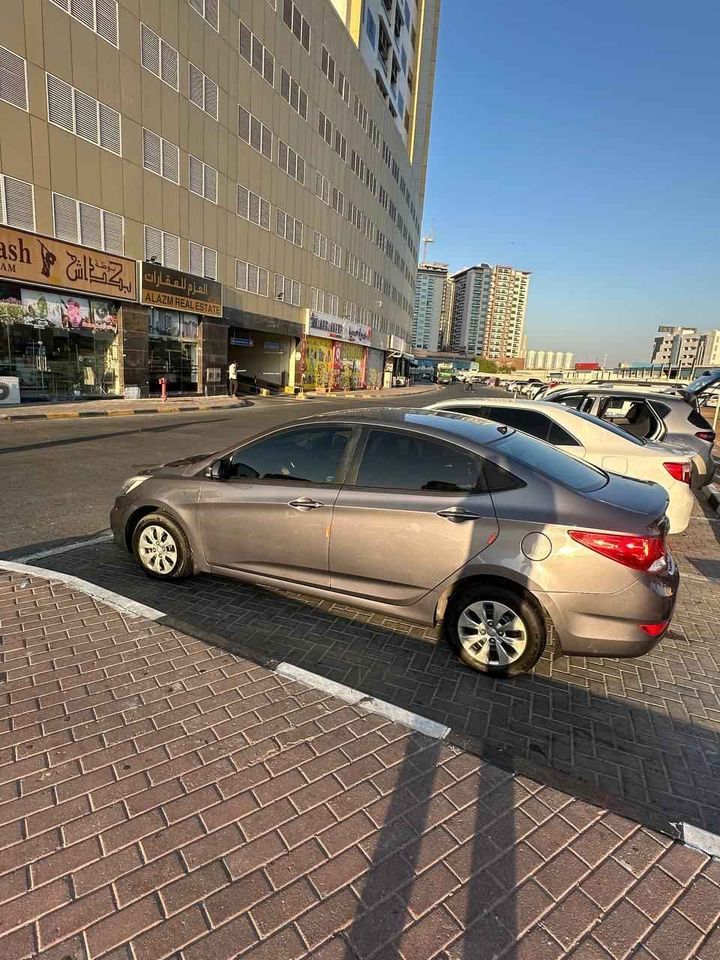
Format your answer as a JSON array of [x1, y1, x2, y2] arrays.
[[539, 371, 720, 480], [426, 397, 694, 532], [111, 409, 678, 677]]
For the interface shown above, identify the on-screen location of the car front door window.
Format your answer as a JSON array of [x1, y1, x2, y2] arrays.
[[227, 427, 352, 483]]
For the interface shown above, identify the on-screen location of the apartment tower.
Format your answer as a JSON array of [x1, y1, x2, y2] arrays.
[[411, 260, 452, 350], [0, 0, 441, 399], [449, 263, 530, 361]]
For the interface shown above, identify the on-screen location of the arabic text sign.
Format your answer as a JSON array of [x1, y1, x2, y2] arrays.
[[309, 312, 372, 347], [0, 225, 137, 301], [141, 263, 222, 317]]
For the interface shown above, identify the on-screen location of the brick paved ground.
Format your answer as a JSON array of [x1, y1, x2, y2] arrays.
[[1, 572, 720, 960], [33, 496, 720, 835]]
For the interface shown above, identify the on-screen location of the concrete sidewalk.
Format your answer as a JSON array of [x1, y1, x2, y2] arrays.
[[0, 384, 439, 422], [0, 571, 718, 960]]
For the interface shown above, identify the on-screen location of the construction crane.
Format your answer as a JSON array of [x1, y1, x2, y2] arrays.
[[421, 233, 434, 263]]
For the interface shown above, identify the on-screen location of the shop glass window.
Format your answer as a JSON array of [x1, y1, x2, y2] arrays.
[[227, 427, 351, 483], [356, 431, 481, 493]]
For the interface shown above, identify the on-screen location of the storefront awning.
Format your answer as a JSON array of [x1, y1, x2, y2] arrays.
[[390, 352, 418, 366]]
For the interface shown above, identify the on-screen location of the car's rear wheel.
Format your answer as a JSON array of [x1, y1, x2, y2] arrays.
[[446, 583, 546, 676], [132, 513, 192, 580]]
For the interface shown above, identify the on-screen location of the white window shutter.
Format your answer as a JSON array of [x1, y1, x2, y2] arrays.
[[248, 191, 260, 224], [162, 140, 179, 183], [189, 63, 203, 108], [49, 0, 70, 10], [251, 36, 263, 74], [236, 184, 248, 217], [258, 268, 269, 297], [204, 165, 217, 203], [74, 89, 98, 143], [261, 126, 272, 160], [249, 117, 261, 152], [2, 176, 35, 231], [160, 41, 179, 90], [260, 198, 270, 230], [248, 263, 259, 293], [47, 74, 74, 131], [79, 201, 102, 249], [204, 77, 217, 118], [141, 24, 159, 75], [164, 233, 180, 269], [205, 0, 219, 30], [239, 23, 252, 63], [189, 0, 203, 15], [144, 224, 162, 261], [71, 0, 95, 32], [143, 129, 161, 174], [95, 0, 118, 45], [102, 210, 124, 253], [204, 248, 217, 279], [189, 156, 203, 196], [235, 260, 247, 290], [98, 103, 121, 153], [238, 106, 250, 142], [263, 50, 274, 86], [53, 193, 79, 242], [189, 241, 202, 275], [0, 45, 28, 111]]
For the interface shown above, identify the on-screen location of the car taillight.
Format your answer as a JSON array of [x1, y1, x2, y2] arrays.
[[639, 621, 669, 637], [569, 530, 666, 572], [695, 431, 716, 443], [663, 461, 691, 485]]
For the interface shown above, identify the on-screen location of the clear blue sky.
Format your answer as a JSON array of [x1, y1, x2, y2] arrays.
[[421, 0, 720, 365]]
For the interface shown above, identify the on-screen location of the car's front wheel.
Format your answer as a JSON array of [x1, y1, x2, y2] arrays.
[[131, 513, 193, 580], [446, 583, 546, 676]]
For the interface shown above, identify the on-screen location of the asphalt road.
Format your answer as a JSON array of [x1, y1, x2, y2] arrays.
[[0, 383, 484, 556]]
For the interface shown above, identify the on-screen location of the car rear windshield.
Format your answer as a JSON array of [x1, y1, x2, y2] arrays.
[[491, 431, 608, 492], [570, 409, 646, 445]]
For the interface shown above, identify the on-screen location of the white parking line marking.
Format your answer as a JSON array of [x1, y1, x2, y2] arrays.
[[12, 532, 113, 563], [276, 662, 450, 740], [0, 561, 165, 621]]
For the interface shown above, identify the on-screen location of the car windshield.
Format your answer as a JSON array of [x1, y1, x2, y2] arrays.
[[563, 408, 646, 446], [490, 430, 608, 492]]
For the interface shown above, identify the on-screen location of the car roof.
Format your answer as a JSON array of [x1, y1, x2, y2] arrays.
[[297, 406, 513, 445], [550, 386, 686, 403]]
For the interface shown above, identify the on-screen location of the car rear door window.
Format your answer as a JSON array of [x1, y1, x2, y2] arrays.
[[483, 406, 580, 447], [227, 427, 352, 483], [355, 429, 481, 492]]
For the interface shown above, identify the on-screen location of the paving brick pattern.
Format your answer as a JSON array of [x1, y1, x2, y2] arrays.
[[35, 496, 720, 834], [1, 573, 719, 960]]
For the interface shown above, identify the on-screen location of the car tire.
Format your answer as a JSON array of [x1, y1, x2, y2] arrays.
[[445, 583, 546, 677], [132, 513, 193, 580]]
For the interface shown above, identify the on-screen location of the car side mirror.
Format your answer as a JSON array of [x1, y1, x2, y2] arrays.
[[205, 460, 227, 480]]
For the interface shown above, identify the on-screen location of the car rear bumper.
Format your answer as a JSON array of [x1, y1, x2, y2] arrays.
[[537, 556, 680, 658]]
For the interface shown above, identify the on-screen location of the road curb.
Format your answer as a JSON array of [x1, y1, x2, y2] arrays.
[[0, 399, 252, 421], [702, 482, 720, 515]]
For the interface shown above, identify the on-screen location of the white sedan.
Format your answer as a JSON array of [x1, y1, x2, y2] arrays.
[[427, 397, 694, 533]]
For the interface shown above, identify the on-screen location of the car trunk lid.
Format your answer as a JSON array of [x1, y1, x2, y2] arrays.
[[583, 472, 669, 534]]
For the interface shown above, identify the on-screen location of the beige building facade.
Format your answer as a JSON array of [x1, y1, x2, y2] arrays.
[[0, 0, 440, 398]]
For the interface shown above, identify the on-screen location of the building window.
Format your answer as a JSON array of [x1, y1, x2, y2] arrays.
[[276, 209, 303, 247], [321, 46, 336, 85], [0, 175, 35, 231], [49, 0, 118, 47], [277, 140, 305, 185], [142, 129, 179, 183], [188, 0, 218, 31], [337, 70, 350, 105], [332, 186, 345, 216], [238, 106, 273, 160], [333, 129, 347, 161], [144, 225, 180, 268], [46, 74, 121, 155], [274, 273, 301, 307], [189, 241, 217, 279], [0, 46, 28, 111], [188, 63, 218, 119], [318, 111, 333, 146], [328, 240, 342, 268], [140, 24, 179, 90], [366, 9, 376, 47], [312, 231, 328, 260], [282, 0, 311, 53], [236, 259, 269, 296], [237, 183, 270, 230], [53, 193, 124, 253], [189, 155, 218, 202], [315, 171, 330, 204], [239, 21, 275, 86], [280, 68, 308, 120]]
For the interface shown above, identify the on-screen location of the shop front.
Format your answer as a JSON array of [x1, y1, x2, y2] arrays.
[[384, 334, 416, 387], [225, 307, 302, 393], [300, 312, 371, 391], [0, 225, 136, 400], [140, 263, 222, 396]]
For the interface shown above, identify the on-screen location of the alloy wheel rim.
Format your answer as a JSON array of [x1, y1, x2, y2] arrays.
[[458, 600, 528, 667], [138, 525, 178, 574]]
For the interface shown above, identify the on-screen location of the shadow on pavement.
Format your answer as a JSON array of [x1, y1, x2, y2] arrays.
[[28, 540, 720, 837]]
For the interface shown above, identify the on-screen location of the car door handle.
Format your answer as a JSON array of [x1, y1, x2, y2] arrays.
[[436, 508, 483, 523], [288, 498, 324, 511]]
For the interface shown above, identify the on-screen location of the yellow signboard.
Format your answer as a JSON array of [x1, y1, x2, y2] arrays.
[[0, 224, 137, 300]]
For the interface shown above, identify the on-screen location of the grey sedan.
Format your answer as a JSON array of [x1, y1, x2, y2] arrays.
[[111, 409, 679, 676]]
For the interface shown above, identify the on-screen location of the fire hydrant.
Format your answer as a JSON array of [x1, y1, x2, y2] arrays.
[[159, 376, 169, 403]]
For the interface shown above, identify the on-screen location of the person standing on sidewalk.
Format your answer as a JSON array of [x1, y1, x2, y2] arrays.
[[228, 361, 238, 397]]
